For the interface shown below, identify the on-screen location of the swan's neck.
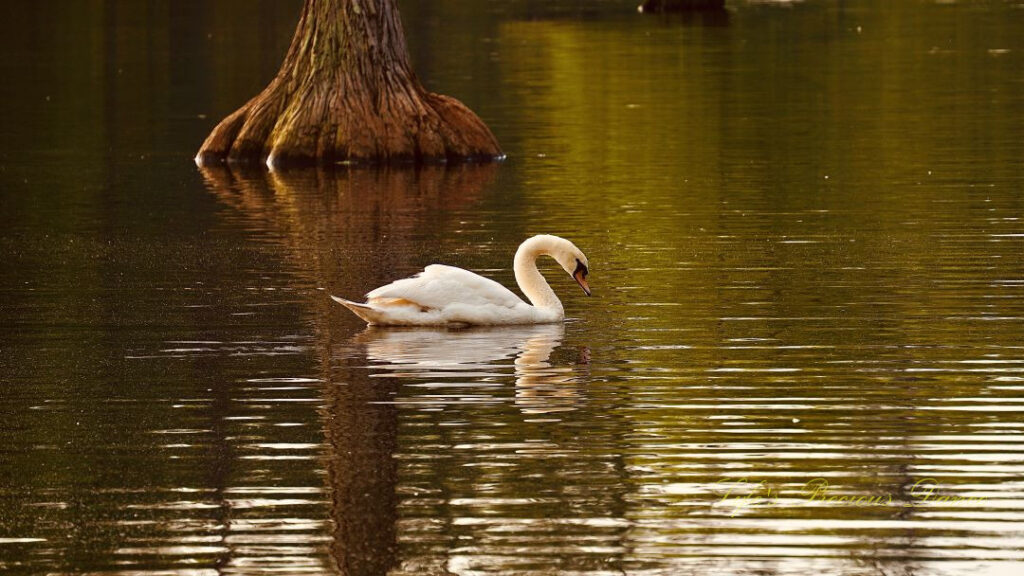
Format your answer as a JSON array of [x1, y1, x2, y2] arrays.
[[514, 238, 563, 313]]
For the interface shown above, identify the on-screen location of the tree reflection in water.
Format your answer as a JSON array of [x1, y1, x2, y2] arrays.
[[199, 163, 521, 574]]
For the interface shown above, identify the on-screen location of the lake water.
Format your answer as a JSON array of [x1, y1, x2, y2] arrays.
[[1, 0, 1023, 574]]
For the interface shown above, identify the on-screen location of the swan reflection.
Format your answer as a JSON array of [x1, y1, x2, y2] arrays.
[[354, 324, 587, 415]]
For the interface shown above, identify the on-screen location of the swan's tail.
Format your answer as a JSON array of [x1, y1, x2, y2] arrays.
[[331, 295, 382, 325]]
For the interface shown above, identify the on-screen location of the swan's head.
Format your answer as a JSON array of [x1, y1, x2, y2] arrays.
[[543, 235, 591, 296]]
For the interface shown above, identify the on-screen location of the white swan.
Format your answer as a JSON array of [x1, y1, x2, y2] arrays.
[[331, 234, 591, 326]]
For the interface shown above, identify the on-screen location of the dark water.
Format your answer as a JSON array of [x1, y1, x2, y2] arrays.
[[2, 0, 1023, 574]]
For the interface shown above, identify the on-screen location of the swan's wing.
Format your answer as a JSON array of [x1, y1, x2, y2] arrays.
[[366, 265, 525, 310]]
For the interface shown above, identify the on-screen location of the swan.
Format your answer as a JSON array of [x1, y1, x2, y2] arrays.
[[331, 234, 590, 326]]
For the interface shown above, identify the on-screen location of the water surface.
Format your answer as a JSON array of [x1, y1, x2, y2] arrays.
[[1, 1, 1023, 574]]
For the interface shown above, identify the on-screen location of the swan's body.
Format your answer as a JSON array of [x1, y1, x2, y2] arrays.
[[332, 235, 590, 326]]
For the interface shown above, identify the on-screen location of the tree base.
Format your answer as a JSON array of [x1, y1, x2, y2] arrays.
[[195, 83, 503, 169], [196, 0, 503, 169]]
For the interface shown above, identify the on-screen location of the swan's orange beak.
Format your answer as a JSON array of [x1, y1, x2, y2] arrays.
[[573, 268, 591, 296]]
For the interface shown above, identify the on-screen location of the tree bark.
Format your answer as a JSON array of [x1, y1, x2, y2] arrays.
[[196, 0, 502, 168]]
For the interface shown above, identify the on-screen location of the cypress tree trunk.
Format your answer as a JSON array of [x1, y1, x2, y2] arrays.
[[196, 0, 502, 168]]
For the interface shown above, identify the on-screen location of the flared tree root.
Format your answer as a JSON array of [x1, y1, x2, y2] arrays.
[[195, 0, 502, 169]]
